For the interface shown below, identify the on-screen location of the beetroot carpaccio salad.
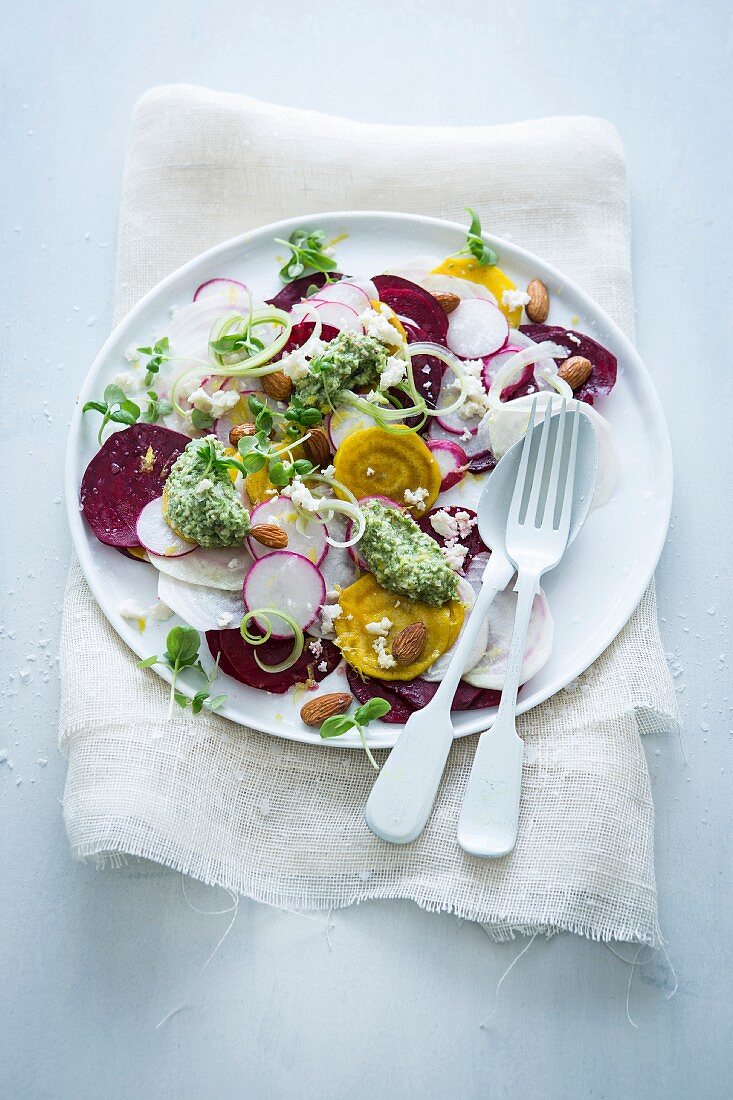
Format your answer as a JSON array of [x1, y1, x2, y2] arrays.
[[79, 212, 619, 761]]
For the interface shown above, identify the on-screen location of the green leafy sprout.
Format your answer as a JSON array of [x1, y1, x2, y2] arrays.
[[319, 697, 392, 770], [137, 625, 225, 718], [137, 337, 171, 386], [275, 228, 337, 285], [453, 207, 498, 267], [82, 383, 141, 445], [142, 390, 173, 424]]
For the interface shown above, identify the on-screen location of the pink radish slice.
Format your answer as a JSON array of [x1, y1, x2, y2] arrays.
[[157, 573, 245, 632], [168, 298, 241, 361], [242, 552, 326, 638], [447, 298, 509, 359], [426, 439, 469, 491], [480, 344, 524, 390], [309, 299, 361, 332], [147, 546, 250, 591], [247, 497, 329, 565], [193, 278, 249, 309], [326, 405, 376, 450], [346, 496, 401, 570], [136, 497, 197, 558], [462, 553, 554, 689], [313, 280, 376, 313]]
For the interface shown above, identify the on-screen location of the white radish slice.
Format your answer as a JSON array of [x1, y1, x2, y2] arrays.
[[480, 343, 526, 390], [157, 573, 245, 632], [309, 299, 362, 332], [136, 498, 197, 558], [168, 297, 242, 361], [461, 554, 554, 689], [319, 514, 359, 593], [247, 497, 329, 565], [313, 279, 377, 313], [243, 552, 326, 638], [426, 439, 469, 491], [447, 298, 509, 359], [148, 546, 250, 591], [193, 278, 250, 310], [422, 578, 488, 682], [326, 405, 376, 449]]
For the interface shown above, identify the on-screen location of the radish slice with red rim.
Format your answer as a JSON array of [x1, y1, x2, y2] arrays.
[[242, 552, 326, 638], [305, 299, 361, 332], [193, 278, 249, 309], [312, 279, 377, 313], [425, 439, 469, 491], [136, 497, 197, 558], [247, 497, 329, 565], [447, 298, 509, 359], [157, 573, 245, 632]]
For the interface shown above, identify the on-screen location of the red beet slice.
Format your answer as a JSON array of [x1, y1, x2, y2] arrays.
[[372, 276, 448, 346], [345, 668, 414, 724], [212, 629, 340, 694], [470, 688, 502, 709], [267, 272, 344, 312], [205, 630, 241, 681], [468, 450, 497, 475], [418, 506, 487, 573], [345, 666, 497, 722], [80, 424, 190, 548], [272, 321, 340, 361], [519, 324, 617, 405]]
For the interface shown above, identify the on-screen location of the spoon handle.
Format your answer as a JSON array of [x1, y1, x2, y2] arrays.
[[364, 553, 513, 846]]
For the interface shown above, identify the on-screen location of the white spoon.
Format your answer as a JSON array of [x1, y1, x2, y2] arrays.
[[365, 401, 599, 846]]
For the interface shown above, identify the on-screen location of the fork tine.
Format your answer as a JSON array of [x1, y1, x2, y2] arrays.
[[541, 399, 567, 529], [556, 405, 581, 536], [524, 400, 554, 527], [506, 396, 538, 529]]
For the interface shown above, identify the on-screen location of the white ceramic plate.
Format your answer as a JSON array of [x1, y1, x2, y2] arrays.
[[65, 211, 672, 750]]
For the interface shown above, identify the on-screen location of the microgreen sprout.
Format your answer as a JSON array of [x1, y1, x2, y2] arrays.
[[137, 337, 171, 386], [319, 697, 391, 770], [141, 390, 173, 424], [82, 383, 141, 444], [137, 625, 225, 718], [275, 228, 337, 284], [453, 207, 498, 267]]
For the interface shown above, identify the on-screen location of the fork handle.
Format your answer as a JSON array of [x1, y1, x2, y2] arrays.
[[457, 567, 541, 857]]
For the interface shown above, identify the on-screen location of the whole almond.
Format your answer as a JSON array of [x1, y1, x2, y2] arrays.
[[525, 278, 550, 323], [392, 622, 428, 665], [432, 291, 461, 315], [250, 523, 288, 550], [302, 427, 331, 468], [261, 370, 293, 402], [300, 692, 353, 727], [558, 355, 593, 391], [228, 422, 256, 448]]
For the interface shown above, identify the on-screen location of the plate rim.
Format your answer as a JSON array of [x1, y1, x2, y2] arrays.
[[65, 209, 673, 749]]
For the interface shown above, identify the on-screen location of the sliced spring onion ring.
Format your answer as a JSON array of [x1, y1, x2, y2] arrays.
[[487, 341, 570, 409], [405, 342, 470, 417], [240, 609, 305, 673]]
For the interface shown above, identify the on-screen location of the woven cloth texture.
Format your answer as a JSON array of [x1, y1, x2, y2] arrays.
[[60, 86, 679, 943]]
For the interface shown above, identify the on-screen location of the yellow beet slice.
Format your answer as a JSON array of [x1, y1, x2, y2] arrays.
[[245, 443, 309, 505], [333, 427, 441, 516], [431, 257, 523, 327], [335, 573, 465, 681]]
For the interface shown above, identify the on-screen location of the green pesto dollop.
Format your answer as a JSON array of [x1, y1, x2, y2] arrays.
[[294, 331, 388, 410], [359, 500, 458, 607], [164, 436, 250, 548]]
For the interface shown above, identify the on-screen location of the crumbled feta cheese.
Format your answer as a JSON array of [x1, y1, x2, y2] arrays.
[[309, 638, 324, 658], [567, 332, 582, 346], [366, 467, 375, 477], [317, 660, 328, 673], [365, 617, 393, 637], [227, 557, 246, 570], [372, 636, 396, 670], [502, 289, 531, 311], [118, 598, 148, 621], [194, 478, 214, 496], [113, 371, 138, 393], [284, 476, 321, 512], [320, 603, 343, 636], [430, 509, 458, 539], [404, 486, 429, 511], [441, 541, 468, 571], [379, 355, 407, 391], [364, 389, 388, 405], [217, 612, 235, 628], [279, 347, 312, 382], [188, 387, 214, 413], [359, 307, 401, 347], [460, 429, 473, 442], [322, 464, 335, 479], [449, 359, 490, 420], [188, 387, 240, 418], [124, 345, 141, 365], [149, 602, 173, 622], [454, 510, 475, 538]]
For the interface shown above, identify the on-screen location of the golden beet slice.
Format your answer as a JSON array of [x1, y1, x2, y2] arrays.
[[333, 427, 441, 516]]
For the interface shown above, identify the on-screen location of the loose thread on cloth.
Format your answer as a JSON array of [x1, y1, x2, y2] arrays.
[[479, 930, 539, 1028]]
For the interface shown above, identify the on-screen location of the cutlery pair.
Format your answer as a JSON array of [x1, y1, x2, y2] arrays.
[[366, 398, 599, 857]]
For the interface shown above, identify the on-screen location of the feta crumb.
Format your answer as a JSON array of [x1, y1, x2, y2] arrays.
[[279, 347, 312, 382], [194, 478, 214, 496], [372, 636, 396, 670], [365, 617, 393, 637], [320, 603, 343, 636], [366, 467, 375, 477], [404, 486, 429, 511], [460, 429, 473, 442], [217, 612, 234, 628], [359, 307, 402, 347], [149, 602, 173, 622], [441, 541, 468, 571], [124, 345, 141, 366], [309, 638, 324, 658], [188, 387, 240, 418], [118, 598, 148, 622], [379, 354, 407, 391], [188, 387, 213, 413], [567, 332, 582, 345], [284, 475, 320, 512], [227, 557, 245, 570], [429, 509, 458, 540], [113, 371, 138, 393], [322, 464, 335, 479], [317, 660, 328, 673], [449, 359, 490, 420], [502, 289, 531, 311]]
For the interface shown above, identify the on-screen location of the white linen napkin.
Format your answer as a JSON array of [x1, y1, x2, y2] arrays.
[[60, 86, 679, 943]]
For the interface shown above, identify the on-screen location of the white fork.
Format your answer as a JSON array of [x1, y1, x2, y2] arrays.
[[456, 398, 581, 857]]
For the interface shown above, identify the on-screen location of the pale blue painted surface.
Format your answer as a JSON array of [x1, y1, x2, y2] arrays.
[[1, 2, 731, 1097]]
